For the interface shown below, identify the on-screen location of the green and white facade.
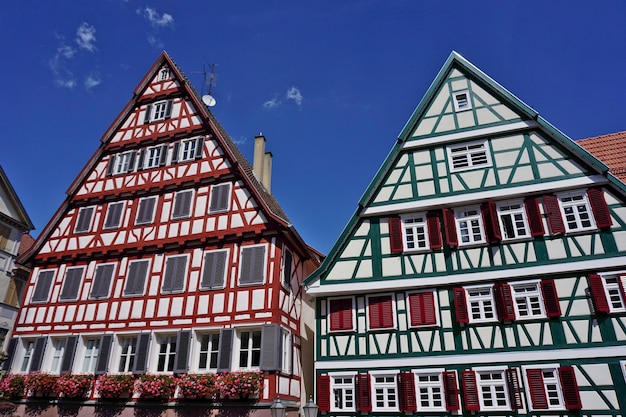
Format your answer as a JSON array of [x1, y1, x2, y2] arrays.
[[304, 52, 626, 416]]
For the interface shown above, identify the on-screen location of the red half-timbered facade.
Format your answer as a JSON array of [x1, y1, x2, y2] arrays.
[[5, 52, 321, 414]]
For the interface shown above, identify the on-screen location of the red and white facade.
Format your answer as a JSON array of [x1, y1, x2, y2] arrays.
[[6, 52, 321, 412]]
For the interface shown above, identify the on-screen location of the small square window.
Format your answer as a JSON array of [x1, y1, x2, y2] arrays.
[[111, 151, 136, 175], [511, 281, 545, 319], [123, 260, 150, 296], [59, 267, 84, 301], [152, 100, 170, 121], [557, 191, 596, 232], [143, 145, 167, 169], [447, 140, 491, 172], [453, 91, 471, 111], [414, 371, 446, 411], [159, 68, 170, 81], [238, 245, 266, 286], [401, 213, 430, 251], [31, 270, 55, 303], [455, 206, 486, 245], [407, 291, 438, 327], [476, 369, 509, 410], [177, 138, 203, 162], [466, 285, 496, 323], [367, 294, 395, 330]]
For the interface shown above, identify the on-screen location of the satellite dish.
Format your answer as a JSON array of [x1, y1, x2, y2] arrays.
[[202, 94, 216, 107]]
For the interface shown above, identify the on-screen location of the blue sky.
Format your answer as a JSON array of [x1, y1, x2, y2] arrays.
[[2, 1, 626, 254]]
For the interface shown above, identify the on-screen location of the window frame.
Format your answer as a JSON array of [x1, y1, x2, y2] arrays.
[[208, 183, 231, 214], [104, 201, 125, 229], [74, 206, 95, 234], [522, 365, 566, 410], [158, 68, 170, 81], [179, 138, 200, 162], [474, 367, 510, 410], [413, 369, 446, 411], [59, 266, 84, 302], [557, 191, 596, 233], [366, 293, 396, 331], [79, 336, 101, 373], [46, 337, 66, 375], [599, 273, 626, 312], [18, 339, 36, 372], [135, 196, 158, 225], [31, 269, 55, 304], [400, 213, 430, 252], [195, 332, 221, 372], [161, 254, 188, 294], [406, 290, 439, 328], [144, 145, 165, 169], [447, 139, 491, 172], [370, 370, 399, 412], [117, 335, 138, 373], [238, 244, 267, 286], [454, 206, 486, 246], [151, 100, 170, 121], [497, 200, 531, 241], [465, 285, 497, 324], [236, 328, 262, 370], [153, 333, 177, 373], [123, 259, 150, 297], [452, 90, 472, 112], [281, 246, 293, 289], [171, 190, 194, 220], [200, 249, 229, 290], [328, 297, 355, 332], [329, 372, 357, 412], [112, 151, 136, 175], [511, 280, 546, 320], [89, 263, 116, 300]]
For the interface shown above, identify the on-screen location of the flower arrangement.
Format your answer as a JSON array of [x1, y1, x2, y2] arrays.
[[24, 372, 59, 395], [137, 374, 175, 401], [56, 373, 94, 398], [0, 373, 25, 398], [96, 374, 136, 399], [217, 371, 263, 399], [176, 373, 218, 400]]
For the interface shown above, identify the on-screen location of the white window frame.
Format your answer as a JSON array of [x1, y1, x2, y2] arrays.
[[179, 138, 200, 162], [31, 269, 55, 304], [474, 366, 510, 410], [135, 196, 157, 225], [18, 339, 36, 373], [406, 290, 440, 328], [59, 266, 84, 302], [74, 206, 94, 234], [497, 200, 530, 240], [600, 273, 626, 312], [171, 190, 194, 220], [113, 151, 135, 175], [79, 336, 100, 373], [522, 364, 566, 411], [413, 369, 446, 411], [208, 183, 231, 214], [151, 100, 169, 121], [236, 328, 262, 370], [281, 329, 293, 374], [465, 285, 496, 323], [161, 254, 188, 294], [200, 249, 229, 290], [511, 280, 546, 320], [123, 259, 150, 297], [194, 332, 220, 372], [238, 244, 267, 286], [452, 90, 472, 112], [370, 370, 399, 412], [447, 139, 491, 172], [46, 337, 65, 374], [557, 191, 596, 232], [104, 201, 125, 229], [455, 206, 486, 246], [117, 335, 138, 373], [401, 213, 429, 251], [144, 145, 164, 169], [158, 68, 170, 81], [327, 297, 356, 333], [366, 293, 397, 331], [153, 333, 177, 373], [329, 372, 357, 412]]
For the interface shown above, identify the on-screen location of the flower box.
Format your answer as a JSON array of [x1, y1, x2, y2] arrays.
[[24, 372, 59, 397], [96, 374, 136, 399], [0, 373, 25, 398], [217, 371, 263, 400], [177, 373, 218, 400], [56, 374, 94, 398], [137, 374, 175, 401]]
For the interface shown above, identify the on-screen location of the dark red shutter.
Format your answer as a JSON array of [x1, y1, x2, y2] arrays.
[[481, 201, 502, 243], [461, 370, 480, 411], [588, 274, 610, 314], [559, 366, 582, 410], [408, 292, 437, 326], [453, 287, 469, 323], [526, 369, 548, 409], [356, 374, 372, 412], [369, 295, 393, 329], [317, 375, 331, 412], [330, 298, 353, 331], [543, 195, 565, 234], [443, 371, 460, 411], [443, 208, 458, 247], [506, 368, 523, 410], [618, 275, 626, 306], [398, 372, 417, 412], [541, 280, 561, 318], [389, 216, 404, 254], [427, 211, 443, 250], [524, 196, 545, 237], [494, 282, 515, 321], [587, 187, 612, 229]]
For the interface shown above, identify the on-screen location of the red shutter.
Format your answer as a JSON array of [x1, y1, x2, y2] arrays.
[[427, 211, 443, 250], [481, 201, 502, 243], [461, 370, 480, 411], [443, 208, 458, 247], [541, 280, 561, 318], [408, 292, 437, 326], [524, 196, 545, 237], [317, 375, 331, 412], [369, 295, 394, 329], [526, 369, 548, 409], [330, 298, 353, 331], [543, 195, 565, 234], [588, 274, 610, 314], [442, 371, 460, 411], [389, 216, 404, 254], [398, 372, 417, 412], [494, 282, 515, 321], [356, 374, 372, 412], [453, 288, 469, 324], [559, 366, 582, 410], [506, 368, 523, 410], [587, 187, 612, 229]]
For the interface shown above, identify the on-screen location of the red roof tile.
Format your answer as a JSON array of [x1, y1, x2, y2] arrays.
[[17, 232, 36, 257], [577, 131, 626, 182]]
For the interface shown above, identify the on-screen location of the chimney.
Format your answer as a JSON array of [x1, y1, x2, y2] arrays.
[[253, 134, 272, 193]]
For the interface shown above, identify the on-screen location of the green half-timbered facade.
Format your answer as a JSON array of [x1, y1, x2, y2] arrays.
[[304, 52, 626, 416]]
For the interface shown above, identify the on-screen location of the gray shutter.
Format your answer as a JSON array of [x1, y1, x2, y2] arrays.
[[260, 324, 281, 371], [60, 267, 83, 301], [76, 207, 93, 233], [107, 155, 116, 176], [171, 142, 180, 164], [173, 330, 191, 374], [91, 264, 114, 299], [194, 137, 204, 160], [137, 149, 146, 171], [60, 336, 78, 374], [144, 104, 152, 124], [127, 151, 137, 172], [172, 191, 192, 219], [29, 337, 47, 372], [104, 203, 123, 229], [201, 251, 227, 289], [95, 334, 113, 375], [216, 328, 233, 372], [136, 197, 156, 225], [162, 256, 186, 292], [159, 144, 169, 166], [240, 246, 265, 285], [124, 260, 149, 296], [32, 271, 54, 302], [165, 100, 173, 119], [132, 333, 151, 374], [210, 184, 231, 213], [2, 338, 17, 371]]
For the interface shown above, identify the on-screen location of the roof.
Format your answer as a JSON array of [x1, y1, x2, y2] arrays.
[[0, 165, 34, 231], [17, 232, 35, 257], [578, 131, 626, 182]]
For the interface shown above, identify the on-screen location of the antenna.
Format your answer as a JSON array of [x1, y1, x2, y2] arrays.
[[194, 59, 218, 107]]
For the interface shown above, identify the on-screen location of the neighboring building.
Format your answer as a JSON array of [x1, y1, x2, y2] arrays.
[[304, 52, 626, 416], [578, 131, 626, 182], [5, 51, 321, 415], [0, 166, 34, 349]]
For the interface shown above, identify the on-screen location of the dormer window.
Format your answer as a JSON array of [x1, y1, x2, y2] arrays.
[[143, 100, 173, 124], [453, 90, 471, 111], [159, 68, 170, 81]]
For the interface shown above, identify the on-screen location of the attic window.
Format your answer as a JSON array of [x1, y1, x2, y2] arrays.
[[453, 91, 471, 112], [159, 68, 170, 81]]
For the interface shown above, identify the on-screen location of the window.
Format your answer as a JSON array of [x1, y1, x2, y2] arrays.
[[524, 366, 582, 411], [455, 207, 486, 245], [447, 140, 490, 171], [123, 260, 149, 296], [172, 190, 193, 219], [31, 270, 55, 303], [208, 183, 231, 213], [280, 329, 293, 374], [59, 267, 84, 301], [152, 100, 170, 121], [176, 138, 203, 162], [497, 200, 530, 240], [135, 196, 157, 225], [476, 369, 509, 410], [4, 278, 23, 306], [463, 368, 523, 411], [161, 255, 187, 293], [19, 340, 35, 372], [197, 333, 220, 371], [90, 264, 115, 299], [110, 151, 136, 175], [118, 336, 137, 372], [558, 191, 595, 232], [282, 247, 293, 287], [372, 373, 398, 411], [512, 281, 545, 319], [328, 297, 354, 332], [156, 335, 177, 372], [453, 91, 471, 111], [159, 68, 169, 81], [414, 372, 445, 411], [75, 206, 94, 233], [402, 214, 428, 250], [82, 338, 100, 373], [49, 338, 65, 374], [588, 273, 626, 314], [330, 374, 356, 412], [104, 202, 124, 229], [200, 250, 228, 290], [238, 245, 266, 285], [0, 224, 11, 251], [143, 145, 167, 169], [466, 286, 496, 323], [407, 291, 438, 327], [367, 294, 395, 330], [238, 330, 261, 369]]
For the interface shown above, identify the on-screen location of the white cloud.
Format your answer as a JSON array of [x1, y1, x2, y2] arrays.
[[84, 74, 101, 90], [49, 45, 77, 89], [137, 7, 174, 28], [147, 35, 164, 49], [263, 98, 281, 109], [286, 86, 303, 106], [58, 45, 75, 59], [55, 78, 77, 89], [76, 22, 97, 52]]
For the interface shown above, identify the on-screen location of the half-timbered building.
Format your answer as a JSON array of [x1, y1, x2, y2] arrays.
[[305, 52, 626, 416], [4, 51, 321, 415]]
